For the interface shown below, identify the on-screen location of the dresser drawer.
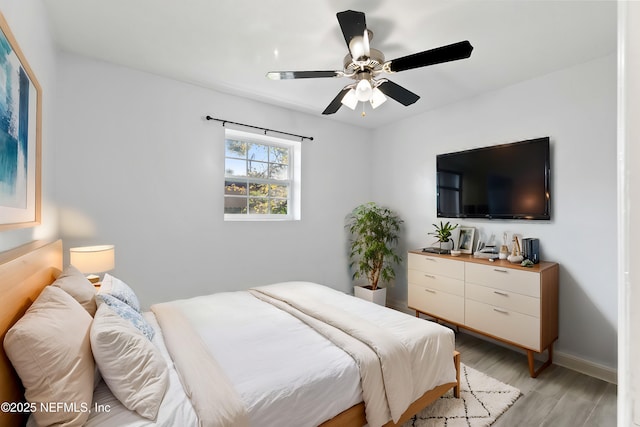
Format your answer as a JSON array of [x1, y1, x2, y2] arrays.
[[465, 262, 540, 297], [465, 299, 540, 350], [466, 283, 540, 317], [408, 283, 464, 324], [408, 253, 464, 280], [408, 269, 464, 296]]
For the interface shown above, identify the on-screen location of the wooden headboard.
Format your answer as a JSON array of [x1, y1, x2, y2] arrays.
[[0, 240, 63, 427]]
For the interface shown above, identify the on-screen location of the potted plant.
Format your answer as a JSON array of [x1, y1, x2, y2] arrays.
[[346, 202, 403, 306], [429, 221, 458, 254]]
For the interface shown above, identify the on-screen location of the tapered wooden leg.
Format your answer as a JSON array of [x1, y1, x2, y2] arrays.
[[453, 351, 461, 398], [527, 343, 554, 378]]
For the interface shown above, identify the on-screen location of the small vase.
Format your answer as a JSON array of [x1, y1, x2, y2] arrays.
[[438, 241, 453, 254]]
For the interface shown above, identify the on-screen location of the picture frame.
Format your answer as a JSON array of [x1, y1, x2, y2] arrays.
[[458, 227, 475, 254], [0, 12, 42, 230]]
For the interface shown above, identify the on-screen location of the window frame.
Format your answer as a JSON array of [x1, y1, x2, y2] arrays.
[[223, 128, 301, 221]]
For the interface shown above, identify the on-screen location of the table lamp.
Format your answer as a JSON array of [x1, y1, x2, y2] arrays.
[[69, 245, 115, 284]]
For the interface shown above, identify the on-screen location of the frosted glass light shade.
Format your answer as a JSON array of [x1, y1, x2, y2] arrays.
[[370, 87, 387, 109], [355, 79, 373, 102], [69, 245, 115, 274], [341, 89, 358, 110]]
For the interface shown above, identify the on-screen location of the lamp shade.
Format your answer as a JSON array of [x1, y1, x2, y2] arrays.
[[69, 245, 115, 274]]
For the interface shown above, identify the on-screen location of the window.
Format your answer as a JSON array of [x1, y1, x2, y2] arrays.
[[224, 129, 301, 221]]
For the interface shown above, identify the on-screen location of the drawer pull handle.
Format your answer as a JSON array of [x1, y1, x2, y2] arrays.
[[425, 258, 436, 262], [424, 274, 436, 279], [493, 269, 508, 273], [424, 289, 436, 294], [493, 291, 508, 296], [493, 308, 509, 314]]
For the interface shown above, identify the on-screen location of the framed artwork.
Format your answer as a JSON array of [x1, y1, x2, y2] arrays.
[[0, 12, 41, 230], [458, 227, 475, 254]]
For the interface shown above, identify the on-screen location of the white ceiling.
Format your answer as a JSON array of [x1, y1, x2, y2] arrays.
[[42, 0, 617, 129]]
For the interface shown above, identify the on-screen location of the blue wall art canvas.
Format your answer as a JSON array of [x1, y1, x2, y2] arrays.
[[0, 12, 41, 230]]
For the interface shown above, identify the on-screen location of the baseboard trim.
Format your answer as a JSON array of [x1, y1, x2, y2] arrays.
[[387, 298, 618, 384], [553, 351, 617, 384]]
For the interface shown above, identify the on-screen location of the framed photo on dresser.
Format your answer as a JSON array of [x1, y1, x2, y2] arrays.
[[457, 227, 475, 254]]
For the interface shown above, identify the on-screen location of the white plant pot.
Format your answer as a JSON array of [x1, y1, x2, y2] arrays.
[[353, 285, 387, 306]]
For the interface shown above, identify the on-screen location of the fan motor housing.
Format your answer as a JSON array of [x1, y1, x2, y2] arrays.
[[343, 48, 385, 75]]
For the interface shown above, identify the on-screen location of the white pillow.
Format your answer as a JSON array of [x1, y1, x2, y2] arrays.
[[96, 293, 155, 340], [4, 286, 95, 427], [98, 273, 141, 312], [90, 304, 168, 420], [52, 264, 97, 315]]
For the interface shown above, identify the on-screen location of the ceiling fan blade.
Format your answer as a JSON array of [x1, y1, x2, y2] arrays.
[[337, 10, 368, 57], [377, 80, 420, 106], [322, 88, 351, 115], [386, 40, 473, 73], [266, 70, 342, 80]]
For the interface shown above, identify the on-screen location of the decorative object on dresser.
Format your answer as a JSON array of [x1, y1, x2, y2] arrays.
[[407, 250, 559, 378], [0, 12, 42, 231], [507, 235, 523, 263], [457, 227, 475, 254], [522, 238, 540, 264], [346, 202, 403, 305], [69, 245, 115, 284], [425, 221, 458, 254]]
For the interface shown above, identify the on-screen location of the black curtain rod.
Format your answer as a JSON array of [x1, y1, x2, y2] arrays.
[[205, 116, 314, 141]]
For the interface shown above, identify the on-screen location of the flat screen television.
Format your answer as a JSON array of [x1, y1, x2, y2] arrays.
[[436, 137, 550, 220]]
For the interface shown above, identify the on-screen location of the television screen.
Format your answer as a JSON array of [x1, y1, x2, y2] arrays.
[[436, 137, 550, 220]]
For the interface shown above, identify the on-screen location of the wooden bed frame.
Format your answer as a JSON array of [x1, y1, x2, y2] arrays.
[[0, 240, 63, 427], [0, 240, 459, 427], [321, 351, 460, 427]]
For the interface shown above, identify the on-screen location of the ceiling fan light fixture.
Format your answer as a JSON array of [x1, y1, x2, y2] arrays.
[[355, 79, 373, 102], [370, 87, 387, 109], [340, 88, 358, 110]]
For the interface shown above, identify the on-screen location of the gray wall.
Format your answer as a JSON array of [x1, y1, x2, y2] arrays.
[[371, 54, 617, 370], [54, 53, 373, 307]]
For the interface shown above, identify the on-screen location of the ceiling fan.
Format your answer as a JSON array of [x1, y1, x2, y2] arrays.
[[266, 10, 473, 115]]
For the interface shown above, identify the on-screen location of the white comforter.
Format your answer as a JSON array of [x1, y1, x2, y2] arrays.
[[250, 282, 457, 426], [152, 289, 363, 427]]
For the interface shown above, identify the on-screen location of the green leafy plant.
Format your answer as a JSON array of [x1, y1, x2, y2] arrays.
[[429, 221, 458, 251], [346, 202, 403, 290]]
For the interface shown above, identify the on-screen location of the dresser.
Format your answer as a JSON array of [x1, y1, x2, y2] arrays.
[[408, 250, 559, 377]]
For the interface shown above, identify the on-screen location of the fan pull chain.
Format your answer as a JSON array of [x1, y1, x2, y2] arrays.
[[361, 102, 366, 117]]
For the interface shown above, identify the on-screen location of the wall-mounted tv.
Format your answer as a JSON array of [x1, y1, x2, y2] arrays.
[[437, 137, 550, 220]]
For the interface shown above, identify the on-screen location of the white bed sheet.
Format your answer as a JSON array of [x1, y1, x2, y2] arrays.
[[83, 313, 198, 427]]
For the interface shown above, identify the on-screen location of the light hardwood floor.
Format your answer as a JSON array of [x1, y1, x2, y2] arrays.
[[454, 331, 617, 426]]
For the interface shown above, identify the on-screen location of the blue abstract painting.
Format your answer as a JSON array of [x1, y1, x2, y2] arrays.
[[0, 27, 29, 209]]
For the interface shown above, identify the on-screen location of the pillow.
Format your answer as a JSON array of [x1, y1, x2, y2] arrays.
[[4, 286, 95, 427], [90, 304, 168, 420], [98, 273, 141, 312], [96, 293, 155, 340], [52, 264, 97, 315]]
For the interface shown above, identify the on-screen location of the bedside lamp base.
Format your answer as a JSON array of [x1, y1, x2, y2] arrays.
[[86, 274, 100, 284]]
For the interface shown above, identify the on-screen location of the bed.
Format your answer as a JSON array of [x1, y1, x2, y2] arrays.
[[0, 240, 460, 427]]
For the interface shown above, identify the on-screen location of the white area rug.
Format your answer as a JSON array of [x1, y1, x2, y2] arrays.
[[403, 363, 521, 427]]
